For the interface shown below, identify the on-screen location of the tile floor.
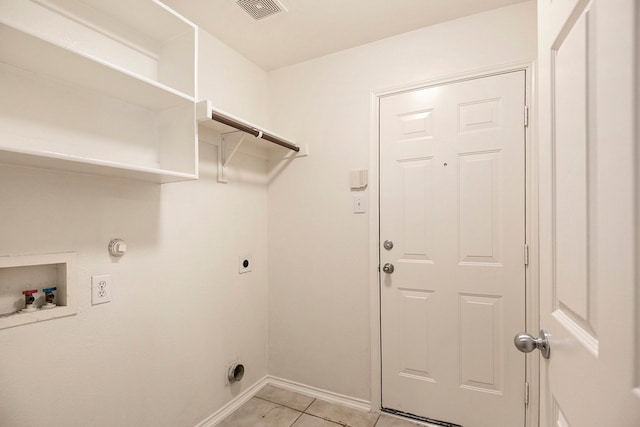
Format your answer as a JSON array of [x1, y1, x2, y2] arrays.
[[217, 385, 425, 427]]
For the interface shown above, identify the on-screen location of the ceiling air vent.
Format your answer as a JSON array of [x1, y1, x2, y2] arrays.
[[236, 0, 288, 20]]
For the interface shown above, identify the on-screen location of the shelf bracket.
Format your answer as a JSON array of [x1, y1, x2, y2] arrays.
[[197, 101, 306, 183], [217, 132, 247, 183]]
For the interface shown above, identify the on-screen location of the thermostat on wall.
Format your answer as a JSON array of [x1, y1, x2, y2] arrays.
[[350, 170, 368, 189]]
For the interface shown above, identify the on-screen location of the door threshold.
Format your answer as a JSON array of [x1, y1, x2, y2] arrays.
[[381, 408, 463, 427]]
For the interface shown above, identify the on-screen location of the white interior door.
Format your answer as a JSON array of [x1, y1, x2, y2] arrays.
[[537, 1, 640, 426], [379, 71, 527, 427]]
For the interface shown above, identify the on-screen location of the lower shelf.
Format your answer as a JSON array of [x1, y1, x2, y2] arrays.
[[0, 60, 198, 183], [0, 146, 198, 183]]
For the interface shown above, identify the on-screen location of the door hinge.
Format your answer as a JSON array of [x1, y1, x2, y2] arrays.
[[524, 243, 529, 266], [524, 106, 529, 127], [524, 382, 530, 405]]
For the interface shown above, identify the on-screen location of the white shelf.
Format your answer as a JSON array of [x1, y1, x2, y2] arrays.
[[196, 100, 306, 183], [0, 0, 198, 182], [0, 25, 193, 111], [0, 0, 197, 94], [0, 146, 197, 183], [196, 100, 300, 153]]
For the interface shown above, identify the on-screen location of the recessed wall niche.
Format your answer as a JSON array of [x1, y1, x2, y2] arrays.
[[0, 252, 77, 330]]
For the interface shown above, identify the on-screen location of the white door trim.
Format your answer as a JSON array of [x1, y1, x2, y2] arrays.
[[367, 60, 538, 426]]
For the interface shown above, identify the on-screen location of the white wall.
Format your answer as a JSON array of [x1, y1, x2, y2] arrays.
[[0, 30, 269, 427], [198, 31, 269, 125], [1, 3, 538, 424], [266, 1, 537, 401]]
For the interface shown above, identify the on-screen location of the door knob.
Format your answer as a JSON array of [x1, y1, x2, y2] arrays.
[[514, 329, 551, 359], [382, 263, 394, 274]]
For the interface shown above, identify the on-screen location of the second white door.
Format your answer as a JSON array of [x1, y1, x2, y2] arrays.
[[380, 71, 527, 427]]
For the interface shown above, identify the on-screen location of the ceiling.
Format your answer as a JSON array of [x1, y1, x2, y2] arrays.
[[162, 0, 528, 71]]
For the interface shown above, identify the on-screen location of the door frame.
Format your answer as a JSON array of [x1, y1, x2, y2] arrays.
[[368, 61, 539, 426]]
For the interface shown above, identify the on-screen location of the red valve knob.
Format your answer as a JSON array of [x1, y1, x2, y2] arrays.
[[22, 289, 38, 296]]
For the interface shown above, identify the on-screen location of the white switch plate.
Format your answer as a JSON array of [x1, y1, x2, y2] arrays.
[[239, 255, 252, 274], [353, 193, 367, 214], [91, 274, 111, 305]]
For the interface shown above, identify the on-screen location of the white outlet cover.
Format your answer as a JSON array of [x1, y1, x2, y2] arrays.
[[239, 256, 252, 274], [91, 274, 111, 305]]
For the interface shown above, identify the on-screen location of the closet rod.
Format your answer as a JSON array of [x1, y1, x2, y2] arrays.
[[210, 111, 300, 152]]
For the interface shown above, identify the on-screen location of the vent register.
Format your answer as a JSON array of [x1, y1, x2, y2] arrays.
[[237, 0, 287, 20]]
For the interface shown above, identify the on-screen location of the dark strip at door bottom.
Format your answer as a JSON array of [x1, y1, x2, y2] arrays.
[[381, 407, 464, 427]]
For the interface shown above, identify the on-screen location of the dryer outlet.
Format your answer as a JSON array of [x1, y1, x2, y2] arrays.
[[239, 255, 252, 274]]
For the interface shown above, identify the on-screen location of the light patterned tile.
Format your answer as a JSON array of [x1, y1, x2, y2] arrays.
[[375, 414, 426, 427], [256, 385, 315, 411], [292, 413, 343, 426], [217, 397, 302, 427], [306, 399, 379, 427]]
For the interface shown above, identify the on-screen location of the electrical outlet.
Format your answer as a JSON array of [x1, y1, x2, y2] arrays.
[[91, 274, 111, 305], [239, 255, 252, 274]]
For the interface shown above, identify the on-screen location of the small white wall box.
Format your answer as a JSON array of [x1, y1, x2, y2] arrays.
[[0, 252, 77, 330], [350, 170, 368, 189]]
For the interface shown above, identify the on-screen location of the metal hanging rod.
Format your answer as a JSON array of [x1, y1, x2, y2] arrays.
[[210, 111, 300, 152]]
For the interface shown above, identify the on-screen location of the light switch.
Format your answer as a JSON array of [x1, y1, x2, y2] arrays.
[[353, 193, 367, 214]]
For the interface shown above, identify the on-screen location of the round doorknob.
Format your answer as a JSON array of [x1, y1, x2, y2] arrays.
[[382, 263, 394, 274], [514, 329, 551, 359]]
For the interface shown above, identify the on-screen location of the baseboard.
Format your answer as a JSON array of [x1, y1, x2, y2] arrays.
[[194, 375, 372, 426], [194, 376, 270, 427], [266, 376, 372, 413]]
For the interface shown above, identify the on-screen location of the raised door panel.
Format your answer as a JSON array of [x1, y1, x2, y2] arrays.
[[399, 289, 435, 381], [552, 12, 595, 334], [458, 152, 502, 265], [459, 294, 504, 393], [399, 159, 435, 262]]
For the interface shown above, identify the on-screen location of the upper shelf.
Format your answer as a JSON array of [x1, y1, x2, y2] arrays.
[[0, 0, 198, 182], [196, 100, 300, 152], [0, 0, 197, 107], [0, 25, 193, 111]]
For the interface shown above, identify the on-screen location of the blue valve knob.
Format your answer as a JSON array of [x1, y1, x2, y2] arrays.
[[43, 287, 57, 307]]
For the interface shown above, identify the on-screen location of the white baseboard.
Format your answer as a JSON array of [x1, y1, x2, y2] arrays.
[[194, 375, 372, 427], [266, 376, 372, 413], [195, 376, 270, 427]]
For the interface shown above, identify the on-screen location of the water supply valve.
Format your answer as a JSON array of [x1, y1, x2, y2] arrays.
[[21, 289, 38, 313], [42, 287, 57, 309]]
